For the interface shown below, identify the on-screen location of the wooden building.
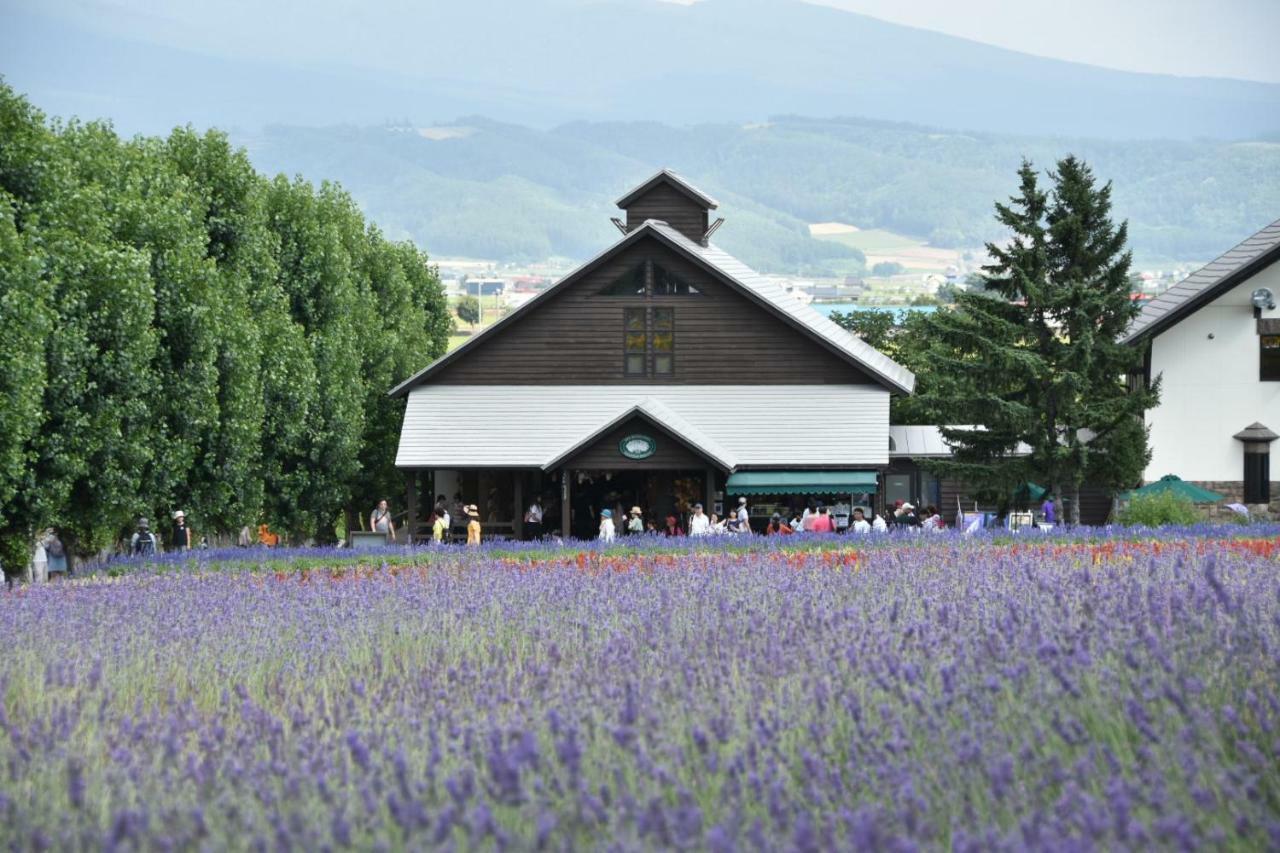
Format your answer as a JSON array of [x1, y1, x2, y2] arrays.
[[392, 170, 916, 538]]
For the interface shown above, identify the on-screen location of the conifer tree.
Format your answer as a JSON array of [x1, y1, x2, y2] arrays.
[[915, 158, 1157, 523]]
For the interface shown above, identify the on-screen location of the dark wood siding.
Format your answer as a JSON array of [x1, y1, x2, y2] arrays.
[[562, 416, 713, 470], [432, 236, 876, 385], [624, 183, 708, 242]]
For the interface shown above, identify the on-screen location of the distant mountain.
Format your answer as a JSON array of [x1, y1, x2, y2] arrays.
[[4, 0, 1279, 140], [235, 115, 1280, 273]]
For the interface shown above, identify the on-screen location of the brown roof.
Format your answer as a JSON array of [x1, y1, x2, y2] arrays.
[[1123, 217, 1280, 344], [615, 169, 719, 211]]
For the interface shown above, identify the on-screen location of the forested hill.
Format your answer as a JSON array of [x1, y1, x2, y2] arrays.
[[237, 116, 1280, 273]]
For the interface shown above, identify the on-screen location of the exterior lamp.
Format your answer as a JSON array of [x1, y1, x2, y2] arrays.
[[1233, 422, 1278, 504]]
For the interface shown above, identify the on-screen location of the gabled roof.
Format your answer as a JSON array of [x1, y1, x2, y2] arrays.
[[542, 398, 737, 471], [395, 385, 891, 469], [615, 169, 719, 210], [390, 219, 915, 396], [1123, 217, 1280, 344]]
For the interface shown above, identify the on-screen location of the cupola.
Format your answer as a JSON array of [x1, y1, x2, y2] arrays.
[[613, 169, 722, 244]]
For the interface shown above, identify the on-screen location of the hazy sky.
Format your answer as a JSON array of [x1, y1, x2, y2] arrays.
[[8, 0, 1280, 83], [810, 0, 1280, 83]]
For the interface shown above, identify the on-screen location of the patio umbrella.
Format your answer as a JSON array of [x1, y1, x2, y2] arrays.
[[1013, 482, 1046, 501], [1122, 475, 1224, 504]]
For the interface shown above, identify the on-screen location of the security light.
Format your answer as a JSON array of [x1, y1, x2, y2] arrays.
[[1251, 287, 1276, 311]]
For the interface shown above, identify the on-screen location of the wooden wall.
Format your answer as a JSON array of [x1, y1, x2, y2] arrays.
[[562, 416, 713, 470], [623, 183, 708, 242], [432, 236, 876, 385]]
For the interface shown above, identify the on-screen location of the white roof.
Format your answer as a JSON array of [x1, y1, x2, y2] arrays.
[[396, 385, 890, 469], [889, 424, 1032, 458], [390, 220, 914, 397]]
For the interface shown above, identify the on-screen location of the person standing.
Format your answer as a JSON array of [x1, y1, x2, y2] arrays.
[[1041, 495, 1056, 525], [810, 506, 835, 533], [663, 514, 685, 537], [40, 528, 68, 578], [465, 505, 481, 546], [688, 503, 711, 536], [434, 495, 451, 530], [872, 512, 888, 533], [524, 496, 544, 540], [851, 508, 871, 534], [765, 513, 793, 535], [735, 496, 751, 535], [170, 510, 193, 551], [626, 506, 645, 535], [431, 508, 447, 543], [131, 518, 158, 556], [370, 499, 395, 540], [598, 509, 616, 542]]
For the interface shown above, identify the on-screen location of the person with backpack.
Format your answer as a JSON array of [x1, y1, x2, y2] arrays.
[[130, 517, 158, 556]]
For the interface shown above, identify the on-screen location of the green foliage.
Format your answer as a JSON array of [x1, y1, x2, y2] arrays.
[[871, 261, 905, 277], [0, 81, 449, 566], [1117, 492, 1200, 527], [455, 295, 480, 327], [910, 158, 1158, 520]]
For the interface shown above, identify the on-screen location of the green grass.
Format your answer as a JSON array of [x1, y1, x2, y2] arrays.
[[811, 227, 927, 252]]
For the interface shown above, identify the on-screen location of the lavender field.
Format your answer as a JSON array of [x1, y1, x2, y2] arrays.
[[3, 531, 1279, 850]]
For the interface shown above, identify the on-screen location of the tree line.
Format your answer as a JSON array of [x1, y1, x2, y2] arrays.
[[832, 156, 1157, 524], [0, 83, 451, 570]]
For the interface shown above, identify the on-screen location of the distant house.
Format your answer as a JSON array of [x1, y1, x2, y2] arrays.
[[1124, 217, 1280, 507]]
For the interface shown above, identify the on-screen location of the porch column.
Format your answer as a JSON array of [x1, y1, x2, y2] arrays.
[[513, 475, 524, 540], [705, 466, 716, 515], [404, 469, 418, 544], [561, 470, 572, 539]]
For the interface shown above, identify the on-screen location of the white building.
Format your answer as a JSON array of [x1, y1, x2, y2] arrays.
[[1123, 218, 1280, 506]]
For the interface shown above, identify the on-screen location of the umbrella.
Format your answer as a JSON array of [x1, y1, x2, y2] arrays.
[[1013, 482, 1047, 501], [1122, 475, 1224, 504]]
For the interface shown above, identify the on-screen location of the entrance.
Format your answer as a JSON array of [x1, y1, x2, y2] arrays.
[[568, 469, 708, 539]]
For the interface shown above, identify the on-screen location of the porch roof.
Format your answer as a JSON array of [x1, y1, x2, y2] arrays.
[[396, 384, 889, 470]]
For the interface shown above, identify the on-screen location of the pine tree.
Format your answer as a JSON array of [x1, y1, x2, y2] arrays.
[[915, 158, 1157, 522]]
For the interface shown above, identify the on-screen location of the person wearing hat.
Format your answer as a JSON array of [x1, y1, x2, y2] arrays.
[[626, 506, 645, 535], [598, 508, 616, 542], [130, 517, 158, 556], [688, 502, 711, 536], [734, 496, 751, 535], [465, 505, 482, 546], [170, 510, 193, 551]]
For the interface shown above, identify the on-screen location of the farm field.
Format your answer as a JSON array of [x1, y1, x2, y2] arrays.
[[2, 530, 1279, 849], [808, 222, 967, 275]]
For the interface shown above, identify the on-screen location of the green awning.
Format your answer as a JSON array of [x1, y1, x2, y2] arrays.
[[1121, 474, 1224, 504], [726, 470, 878, 496]]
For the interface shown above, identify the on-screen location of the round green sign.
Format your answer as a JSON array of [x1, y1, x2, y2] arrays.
[[619, 434, 657, 460]]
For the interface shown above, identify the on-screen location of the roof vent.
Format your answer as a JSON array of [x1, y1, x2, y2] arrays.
[[616, 169, 719, 243]]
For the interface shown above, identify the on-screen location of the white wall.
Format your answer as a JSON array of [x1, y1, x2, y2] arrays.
[[1146, 263, 1280, 482]]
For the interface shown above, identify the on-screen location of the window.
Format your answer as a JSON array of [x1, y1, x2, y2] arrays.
[[622, 306, 676, 378], [624, 308, 647, 376], [599, 259, 701, 297], [652, 263, 700, 295], [601, 263, 647, 296], [652, 308, 674, 375], [1262, 335, 1280, 381]]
